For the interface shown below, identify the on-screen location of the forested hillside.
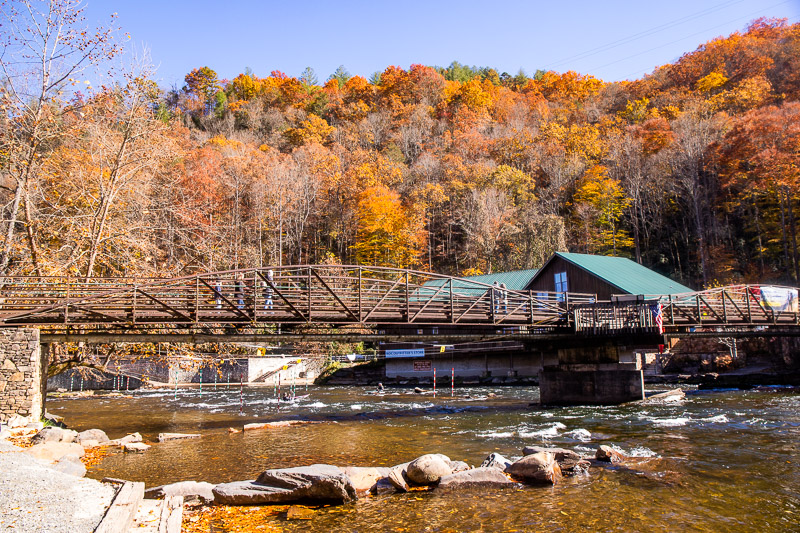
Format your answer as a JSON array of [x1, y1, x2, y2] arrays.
[[2, 4, 799, 289]]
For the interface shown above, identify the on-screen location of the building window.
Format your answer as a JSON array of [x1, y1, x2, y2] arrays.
[[554, 271, 568, 292]]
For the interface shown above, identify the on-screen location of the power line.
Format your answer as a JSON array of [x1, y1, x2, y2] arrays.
[[590, 2, 795, 79], [542, 0, 749, 70]]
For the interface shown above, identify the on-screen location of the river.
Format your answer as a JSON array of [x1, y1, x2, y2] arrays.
[[46, 385, 799, 532]]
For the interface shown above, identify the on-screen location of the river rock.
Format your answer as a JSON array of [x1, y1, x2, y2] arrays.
[[340, 466, 390, 496], [43, 411, 66, 428], [480, 452, 512, 470], [522, 446, 581, 463], [505, 452, 562, 485], [447, 460, 470, 473], [76, 429, 109, 444], [145, 481, 215, 504], [213, 464, 356, 505], [31, 427, 62, 444], [437, 467, 517, 490], [596, 445, 626, 463], [112, 432, 143, 445], [406, 454, 452, 485], [373, 477, 397, 495], [25, 442, 85, 463], [157, 432, 201, 442], [52, 454, 86, 478], [6, 415, 30, 428], [123, 442, 151, 453], [387, 462, 411, 492], [286, 505, 315, 520]]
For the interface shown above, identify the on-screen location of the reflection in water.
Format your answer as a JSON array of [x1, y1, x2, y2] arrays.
[[47, 386, 800, 532]]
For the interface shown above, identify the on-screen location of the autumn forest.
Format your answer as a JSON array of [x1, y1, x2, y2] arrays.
[[3, 3, 800, 290]]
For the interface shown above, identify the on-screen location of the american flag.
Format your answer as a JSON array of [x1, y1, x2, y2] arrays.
[[652, 303, 664, 334]]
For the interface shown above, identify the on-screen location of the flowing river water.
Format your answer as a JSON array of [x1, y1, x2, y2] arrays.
[[47, 385, 799, 532]]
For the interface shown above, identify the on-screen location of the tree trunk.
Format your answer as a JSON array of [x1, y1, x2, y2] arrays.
[[785, 187, 800, 283]]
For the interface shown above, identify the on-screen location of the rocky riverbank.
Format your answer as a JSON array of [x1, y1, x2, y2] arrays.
[[1, 408, 660, 532]]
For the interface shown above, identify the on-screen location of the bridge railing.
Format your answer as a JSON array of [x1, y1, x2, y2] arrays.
[[0, 266, 593, 329], [653, 285, 799, 326], [574, 300, 659, 334]]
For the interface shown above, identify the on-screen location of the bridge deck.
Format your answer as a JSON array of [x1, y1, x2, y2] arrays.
[[0, 268, 796, 336]]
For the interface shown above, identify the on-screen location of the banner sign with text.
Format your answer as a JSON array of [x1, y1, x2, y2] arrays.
[[385, 348, 425, 358], [759, 286, 799, 313]]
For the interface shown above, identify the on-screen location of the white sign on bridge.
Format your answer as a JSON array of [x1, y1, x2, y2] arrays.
[[385, 348, 425, 358]]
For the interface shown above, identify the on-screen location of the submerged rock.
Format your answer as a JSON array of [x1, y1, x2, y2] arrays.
[[213, 464, 356, 505], [157, 433, 201, 442], [406, 454, 452, 485], [596, 445, 626, 463], [437, 467, 517, 490], [480, 452, 512, 471], [505, 452, 562, 485], [286, 505, 315, 520]]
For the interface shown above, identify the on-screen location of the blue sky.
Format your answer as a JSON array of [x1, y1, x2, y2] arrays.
[[85, 0, 800, 88]]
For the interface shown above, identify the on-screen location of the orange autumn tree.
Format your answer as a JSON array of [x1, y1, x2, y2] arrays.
[[353, 186, 425, 268]]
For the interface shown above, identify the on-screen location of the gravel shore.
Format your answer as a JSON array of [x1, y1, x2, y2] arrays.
[[0, 440, 114, 532]]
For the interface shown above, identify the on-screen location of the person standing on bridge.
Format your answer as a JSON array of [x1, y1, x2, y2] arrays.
[[500, 283, 508, 313], [262, 270, 274, 311], [214, 278, 223, 309], [492, 281, 500, 314], [234, 274, 245, 309]]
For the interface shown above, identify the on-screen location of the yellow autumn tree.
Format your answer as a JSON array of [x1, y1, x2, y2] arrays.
[[572, 165, 633, 256], [353, 186, 425, 268]]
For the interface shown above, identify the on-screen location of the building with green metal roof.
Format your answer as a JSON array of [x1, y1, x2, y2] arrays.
[[525, 252, 693, 299]]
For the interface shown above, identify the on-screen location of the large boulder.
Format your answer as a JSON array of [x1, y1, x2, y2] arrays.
[[213, 464, 356, 505], [31, 427, 77, 445], [146, 481, 215, 504], [437, 467, 518, 490], [522, 446, 581, 463], [523, 446, 588, 474], [51, 454, 86, 477], [406, 454, 452, 485], [595, 445, 626, 463], [480, 452, 512, 471], [76, 429, 109, 444], [25, 442, 85, 463], [505, 452, 562, 485], [340, 467, 390, 496]]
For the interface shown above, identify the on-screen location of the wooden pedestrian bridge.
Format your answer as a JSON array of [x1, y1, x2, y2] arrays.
[[0, 265, 796, 340]]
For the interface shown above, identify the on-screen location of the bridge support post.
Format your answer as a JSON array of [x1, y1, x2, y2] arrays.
[[0, 328, 45, 424], [538, 344, 645, 405]]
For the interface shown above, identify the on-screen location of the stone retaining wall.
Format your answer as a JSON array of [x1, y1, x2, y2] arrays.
[[0, 328, 43, 423]]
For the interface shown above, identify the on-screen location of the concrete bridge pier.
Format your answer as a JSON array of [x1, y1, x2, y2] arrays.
[[537, 343, 645, 406], [0, 328, 46, 424]]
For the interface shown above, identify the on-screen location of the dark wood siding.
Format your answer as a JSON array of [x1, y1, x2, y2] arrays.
[[525, 256, 620, 299]]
